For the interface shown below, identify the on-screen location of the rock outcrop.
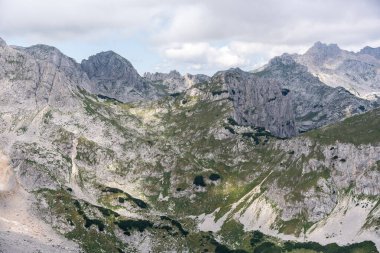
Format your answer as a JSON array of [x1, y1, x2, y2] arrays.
[[81, 51, 163, 102], [0, 37, 7, 48], [359, 46, 380, 60], [144, 70, 210, 93], [214, 68, 296, 138], [256, 54, 374, 133], [0, 42, 82, 113], [211, 58, 373, 137]]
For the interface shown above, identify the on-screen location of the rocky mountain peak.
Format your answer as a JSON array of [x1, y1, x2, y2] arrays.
[[144, 69, 182, 81], [81, 51, 138, 80], [23, 44, 79, 70], [265, 54, 313, 79], [269, 54, 306, 69], [304, 41, 342, 63], [81, 51, 161, 102], [359, 46, 380, 59], [309, 41, 341, 53], [0, 37, 7, 47], [144, 70, 210, 93], [25, 44, 63, 55], [168, 70, 181, 78], [214, 67, 244, 78], [293, 42, 380, 100], [253, 51, 374, 134]]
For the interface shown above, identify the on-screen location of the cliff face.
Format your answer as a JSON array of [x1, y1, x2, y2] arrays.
[[0, 42, 83, 115], [213, 68, 296, 138], [256, 54, 374, 133], [210, 57, 373, 137]]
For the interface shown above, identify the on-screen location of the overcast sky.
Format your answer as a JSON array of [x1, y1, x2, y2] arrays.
[[1, 0, 379, 75]]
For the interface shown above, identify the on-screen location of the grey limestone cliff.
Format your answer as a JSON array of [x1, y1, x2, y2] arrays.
[[213, 68, 297, 138], [0, 42, 83, 113], [254, 54, 374, 133], [144, 70, 210, 93], [211, 58, 374, 138]]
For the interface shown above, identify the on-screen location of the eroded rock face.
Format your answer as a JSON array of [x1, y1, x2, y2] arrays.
[[0, 37, 7, 48], [214, 68, 297, 138], [0, 42, 82, 113], [211, 61, 374, 138], [272, 137, 380, 223], [360, 46, 380, 60], [144, 70, 210, 93], [255, 54, 374, 133], [81, 51, 162, 102]]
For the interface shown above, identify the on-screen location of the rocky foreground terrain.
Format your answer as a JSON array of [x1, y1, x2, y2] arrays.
[[0, 37, 379, 252]]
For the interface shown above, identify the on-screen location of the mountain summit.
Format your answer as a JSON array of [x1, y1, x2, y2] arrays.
[[359, 46, 380, 60], [81, 51, 162, 102], [304, 41, 342, 64], [294, 42, 380, 99]]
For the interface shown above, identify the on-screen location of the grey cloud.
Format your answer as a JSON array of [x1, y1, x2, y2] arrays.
[[155, 0, 380, 47], [0, 0, 379, 74], [4, 0, 378, 47], [0, 0, 175, 39]]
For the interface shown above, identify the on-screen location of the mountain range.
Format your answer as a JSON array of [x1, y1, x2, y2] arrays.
[[0, 37, 379, 253]]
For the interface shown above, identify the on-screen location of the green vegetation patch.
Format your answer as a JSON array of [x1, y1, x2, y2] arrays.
[[100, 186, 149, 209], [38, 189, 126, 253], [305, 108, 380, 145]]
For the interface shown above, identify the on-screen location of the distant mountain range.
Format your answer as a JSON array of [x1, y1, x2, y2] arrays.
[[294, 41, 380, 100], [0, 37, 379, 253]]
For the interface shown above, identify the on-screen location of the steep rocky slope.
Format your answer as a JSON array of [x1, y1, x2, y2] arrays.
[[144, 70, 210, 93], [293, 42, 380, 100], [0, 37, 379, 252], [213, 68, 296, 138], [254, 54, 375, 134]]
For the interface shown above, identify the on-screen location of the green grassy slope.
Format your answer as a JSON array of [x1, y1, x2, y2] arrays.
[[305, 108, 380, 145], [33, 86, 380, 252]]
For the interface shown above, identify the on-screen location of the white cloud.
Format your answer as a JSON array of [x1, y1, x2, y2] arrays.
[[163, 42, 247, 70], [0, 0, 379, 74], [157, 0, 380, 73], [155, 0, 380, 46], [162, 41, 310, 72]]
